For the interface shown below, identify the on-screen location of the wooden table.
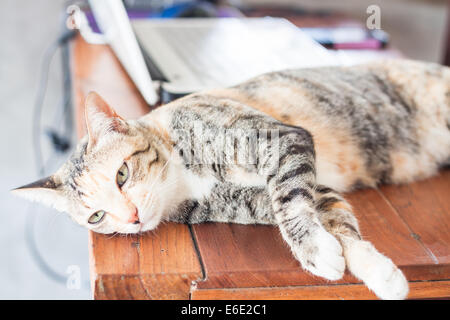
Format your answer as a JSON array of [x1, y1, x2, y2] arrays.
[[70, 22, 450, 300]]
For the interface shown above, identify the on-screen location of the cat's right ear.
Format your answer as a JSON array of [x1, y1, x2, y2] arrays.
[[84, 92, 127, 150], [11, 175, 68, 212]]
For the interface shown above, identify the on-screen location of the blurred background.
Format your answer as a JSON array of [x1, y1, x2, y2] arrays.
[[0, 0, 448, 299]]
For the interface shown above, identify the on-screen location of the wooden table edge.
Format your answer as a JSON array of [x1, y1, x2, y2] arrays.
[[191, 280, 450, 300]]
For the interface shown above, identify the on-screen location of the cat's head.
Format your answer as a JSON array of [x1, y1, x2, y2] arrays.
[[12, 92, 177, 234]]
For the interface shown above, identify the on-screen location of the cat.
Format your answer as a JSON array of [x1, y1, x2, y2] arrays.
[[13, 59, 450, 300]]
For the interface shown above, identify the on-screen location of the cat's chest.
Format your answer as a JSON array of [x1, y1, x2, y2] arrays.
[[181, 163, 266, 199], [183, 169, 219, 201], [226, 166, 266, 188]]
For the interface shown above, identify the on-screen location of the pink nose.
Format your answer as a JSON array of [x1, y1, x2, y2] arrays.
[[128, 208, 140, 224]]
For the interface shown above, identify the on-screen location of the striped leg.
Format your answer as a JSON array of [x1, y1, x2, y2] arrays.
[[314, 185, 409, 300], [265, 127, 345, 281]]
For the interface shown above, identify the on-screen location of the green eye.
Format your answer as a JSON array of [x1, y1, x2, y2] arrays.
[[88, 210, 106, 224], [116, 162, 129, 188]]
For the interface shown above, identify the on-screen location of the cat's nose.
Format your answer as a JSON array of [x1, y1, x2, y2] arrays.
[[128, 208, 140, 224]]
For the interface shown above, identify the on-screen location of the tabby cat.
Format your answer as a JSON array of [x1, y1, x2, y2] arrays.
[[13, 59, 450, 299]]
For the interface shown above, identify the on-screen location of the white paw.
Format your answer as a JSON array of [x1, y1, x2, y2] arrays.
[[294, 227, 345, 281], [342, 238, 409, 300]]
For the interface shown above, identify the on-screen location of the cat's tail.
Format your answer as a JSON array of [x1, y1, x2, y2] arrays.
[[338, 235, 409, 300], [316, 186, 409, 299]]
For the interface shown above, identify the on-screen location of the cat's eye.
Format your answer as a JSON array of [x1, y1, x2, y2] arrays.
[[88, 210, 106, 224], [116, 162, 129, 188]]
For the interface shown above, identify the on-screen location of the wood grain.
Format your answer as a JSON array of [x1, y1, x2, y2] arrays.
[[191, 184, 448, 290], [192, 223, 360, 289], [380, 171, 450, 264], [72, 35, 202, 300], [70, 34, 150, 136], [88, 223, 203, 300], [191, 280, 450, 300]]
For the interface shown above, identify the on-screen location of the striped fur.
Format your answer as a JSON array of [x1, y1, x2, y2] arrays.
[[13, 59, 450, 299]]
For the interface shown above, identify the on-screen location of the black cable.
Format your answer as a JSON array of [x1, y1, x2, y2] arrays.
[[25, 206, 67, 284], [46, 27, 74, 154], [32, 38, 60, 175], [61, 30, 74, 148], [44, 38, 74, 154], [27, 28, 87, 287], [32, 30, 75, 174]]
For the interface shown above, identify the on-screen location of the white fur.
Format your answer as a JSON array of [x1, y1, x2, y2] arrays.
[[184, 170, 218, 200], [316, 158, 352, 192], [340, 235, 409, 300], [11, 188, 68, 213], [298, 227, 346, 280], [227, 167, 266, 187], [285, 224, 345, 281]]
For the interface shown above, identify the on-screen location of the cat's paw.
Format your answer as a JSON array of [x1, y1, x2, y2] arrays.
[[342, 237, 409, 300], [294, 227, 346, 281]]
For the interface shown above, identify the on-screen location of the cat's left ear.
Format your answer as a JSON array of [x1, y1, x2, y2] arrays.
[[11, 175, 68, 212], [84, 91, 128, 149]]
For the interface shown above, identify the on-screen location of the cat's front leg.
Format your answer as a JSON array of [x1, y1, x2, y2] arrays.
[[265, 127, 345, 280]]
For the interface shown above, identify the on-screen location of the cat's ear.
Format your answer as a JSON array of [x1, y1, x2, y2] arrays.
[[11, 175, 68, 212], [84, 91, 127, 149]]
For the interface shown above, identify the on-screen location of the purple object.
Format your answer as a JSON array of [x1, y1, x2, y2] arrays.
[[333, 38, 382, 50]]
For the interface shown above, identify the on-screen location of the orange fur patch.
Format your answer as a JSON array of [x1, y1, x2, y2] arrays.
[[207, 87, 374, 190], [330, 201, 352, 211]]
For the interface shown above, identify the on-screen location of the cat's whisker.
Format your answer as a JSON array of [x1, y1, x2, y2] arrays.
[[144, 177, 179, 220], [141, 151, 176, 219], [142, 170, 170, 218], [45, 212, 61, 231], [106, 232, 119, 240], [147, 177, 179, 205], [143, 150, 174, 206]]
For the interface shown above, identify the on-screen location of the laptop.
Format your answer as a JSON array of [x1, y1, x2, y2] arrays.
[[88, 0, 338, 105]]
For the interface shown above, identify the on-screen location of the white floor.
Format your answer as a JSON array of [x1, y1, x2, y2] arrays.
[[0, 0, 446, 300]]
